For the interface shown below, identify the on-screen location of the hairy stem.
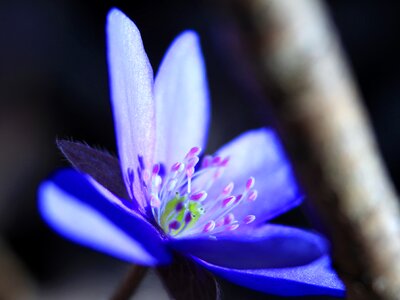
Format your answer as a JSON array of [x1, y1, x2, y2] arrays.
[[110, 265, 148, 300]]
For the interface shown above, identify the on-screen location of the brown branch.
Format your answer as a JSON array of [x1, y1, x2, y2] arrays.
[[216, 0, 400, 299], [110, 265, 148, 300]]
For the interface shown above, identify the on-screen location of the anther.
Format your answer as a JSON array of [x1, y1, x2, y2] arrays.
[[171, 162, 184, 172], [222, 182, 234, 195], [186, 146, 201, 159], [201, 155, 212, 168], [243, 215, 256, 224], [190, 191, 207, 202], [247, 190, 258, 202], [221, 157, 230, 167], [203, 220, 216, 233], [226, 224, 239, 231], [222, 196, 236, 208], [246, 177, 255, 191], [187, 156, 199, 169], [224, 213, 235, 225], [212, 156, 222, 165], [152, 163, 160, 175]]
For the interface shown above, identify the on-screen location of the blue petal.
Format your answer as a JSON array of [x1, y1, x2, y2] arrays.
[[154, 31, 210, 167], [38, 169, 171, 265], [195, 255, 345, 297], [169, 225, 326, 269], [107, 8, 155, 209], [210, 128, 302, 224], [183, 225, 345, 297]]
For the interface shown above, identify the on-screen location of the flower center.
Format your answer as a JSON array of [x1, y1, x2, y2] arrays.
[[144, 147, 258, 238]]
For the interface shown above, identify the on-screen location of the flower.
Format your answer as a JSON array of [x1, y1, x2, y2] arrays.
[[38, 8, 345, 297]]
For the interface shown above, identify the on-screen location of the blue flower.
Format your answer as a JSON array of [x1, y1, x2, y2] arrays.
[[38, 8, 344, 297]]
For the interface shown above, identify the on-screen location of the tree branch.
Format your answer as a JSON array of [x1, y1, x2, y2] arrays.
[[217, 0, 400, 299]]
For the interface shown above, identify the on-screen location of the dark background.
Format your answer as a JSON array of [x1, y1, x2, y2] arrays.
[[0, 1, 399, 299]]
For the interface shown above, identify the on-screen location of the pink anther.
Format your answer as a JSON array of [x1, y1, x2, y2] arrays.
[[222, 182, 234, 195], [246, 177, 255, 191], [201, 155, 212, 168], [226, 224, 239, 231], [203, 220, 216, 233], [247, 190, 258, 202], [220, 156, 230, 167], [186, 146, 201, 159], [190, 191, 207, 201], [224, 213, 235, 225], [187, 156, 199, 169], [152, 163, 160, 175], [212, 156, 222, 165], [222, 196, 236, 208], [243, 215, 256, 224], [171, 162, 183, 172]]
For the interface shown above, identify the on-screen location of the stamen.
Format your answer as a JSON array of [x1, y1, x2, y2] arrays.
[[246, 177, 255, 191], [187, 156, 199, 169], [201, 155, 212, 168], [216, 219, 225, 227], [222, 182, 234, 195], [226, 223, 240, 231], [212, 156, 222, 165], [203, 220, 216, 233], [171, 162, 184, 172], [190, 191, 207, 202], [185, 146, 201, 159], [146, 145, 259, 238], [152, 163, 160, 175], [224, 213, 235, 225], [247, 190, 258, 202], [243, 215, 256, 224], [222, 196, 236, 208], [221, 157, 230, 167]]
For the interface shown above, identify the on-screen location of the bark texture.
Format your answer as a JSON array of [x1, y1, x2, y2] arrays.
[[218, 0, 400, 299]]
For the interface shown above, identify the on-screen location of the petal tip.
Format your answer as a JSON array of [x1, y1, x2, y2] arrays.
[[107, 7, 141, 38]]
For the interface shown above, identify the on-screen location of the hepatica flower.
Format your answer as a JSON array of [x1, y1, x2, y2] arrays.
[[38, 8, 345, 297]]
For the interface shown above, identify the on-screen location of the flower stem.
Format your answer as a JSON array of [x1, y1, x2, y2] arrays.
[[111, 265, 148, 300]]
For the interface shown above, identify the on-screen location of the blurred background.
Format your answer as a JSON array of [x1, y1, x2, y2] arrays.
[[0, 0, 399, 299]]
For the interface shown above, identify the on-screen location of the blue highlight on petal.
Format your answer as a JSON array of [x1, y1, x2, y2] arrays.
[[38, 169, 171, 266]]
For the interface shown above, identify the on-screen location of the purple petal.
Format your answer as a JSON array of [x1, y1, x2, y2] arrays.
[[57, 140, 130, 201], [210, 128, 302, 224], [38, 169, 171, 265], [154, 31, 210, 167], [107, 9, 155, 208], [195, 255, 345, 297], [169, 225, 326, 270]]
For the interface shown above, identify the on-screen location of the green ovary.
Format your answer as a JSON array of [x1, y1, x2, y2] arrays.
[[160, 192, 205, 236]]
